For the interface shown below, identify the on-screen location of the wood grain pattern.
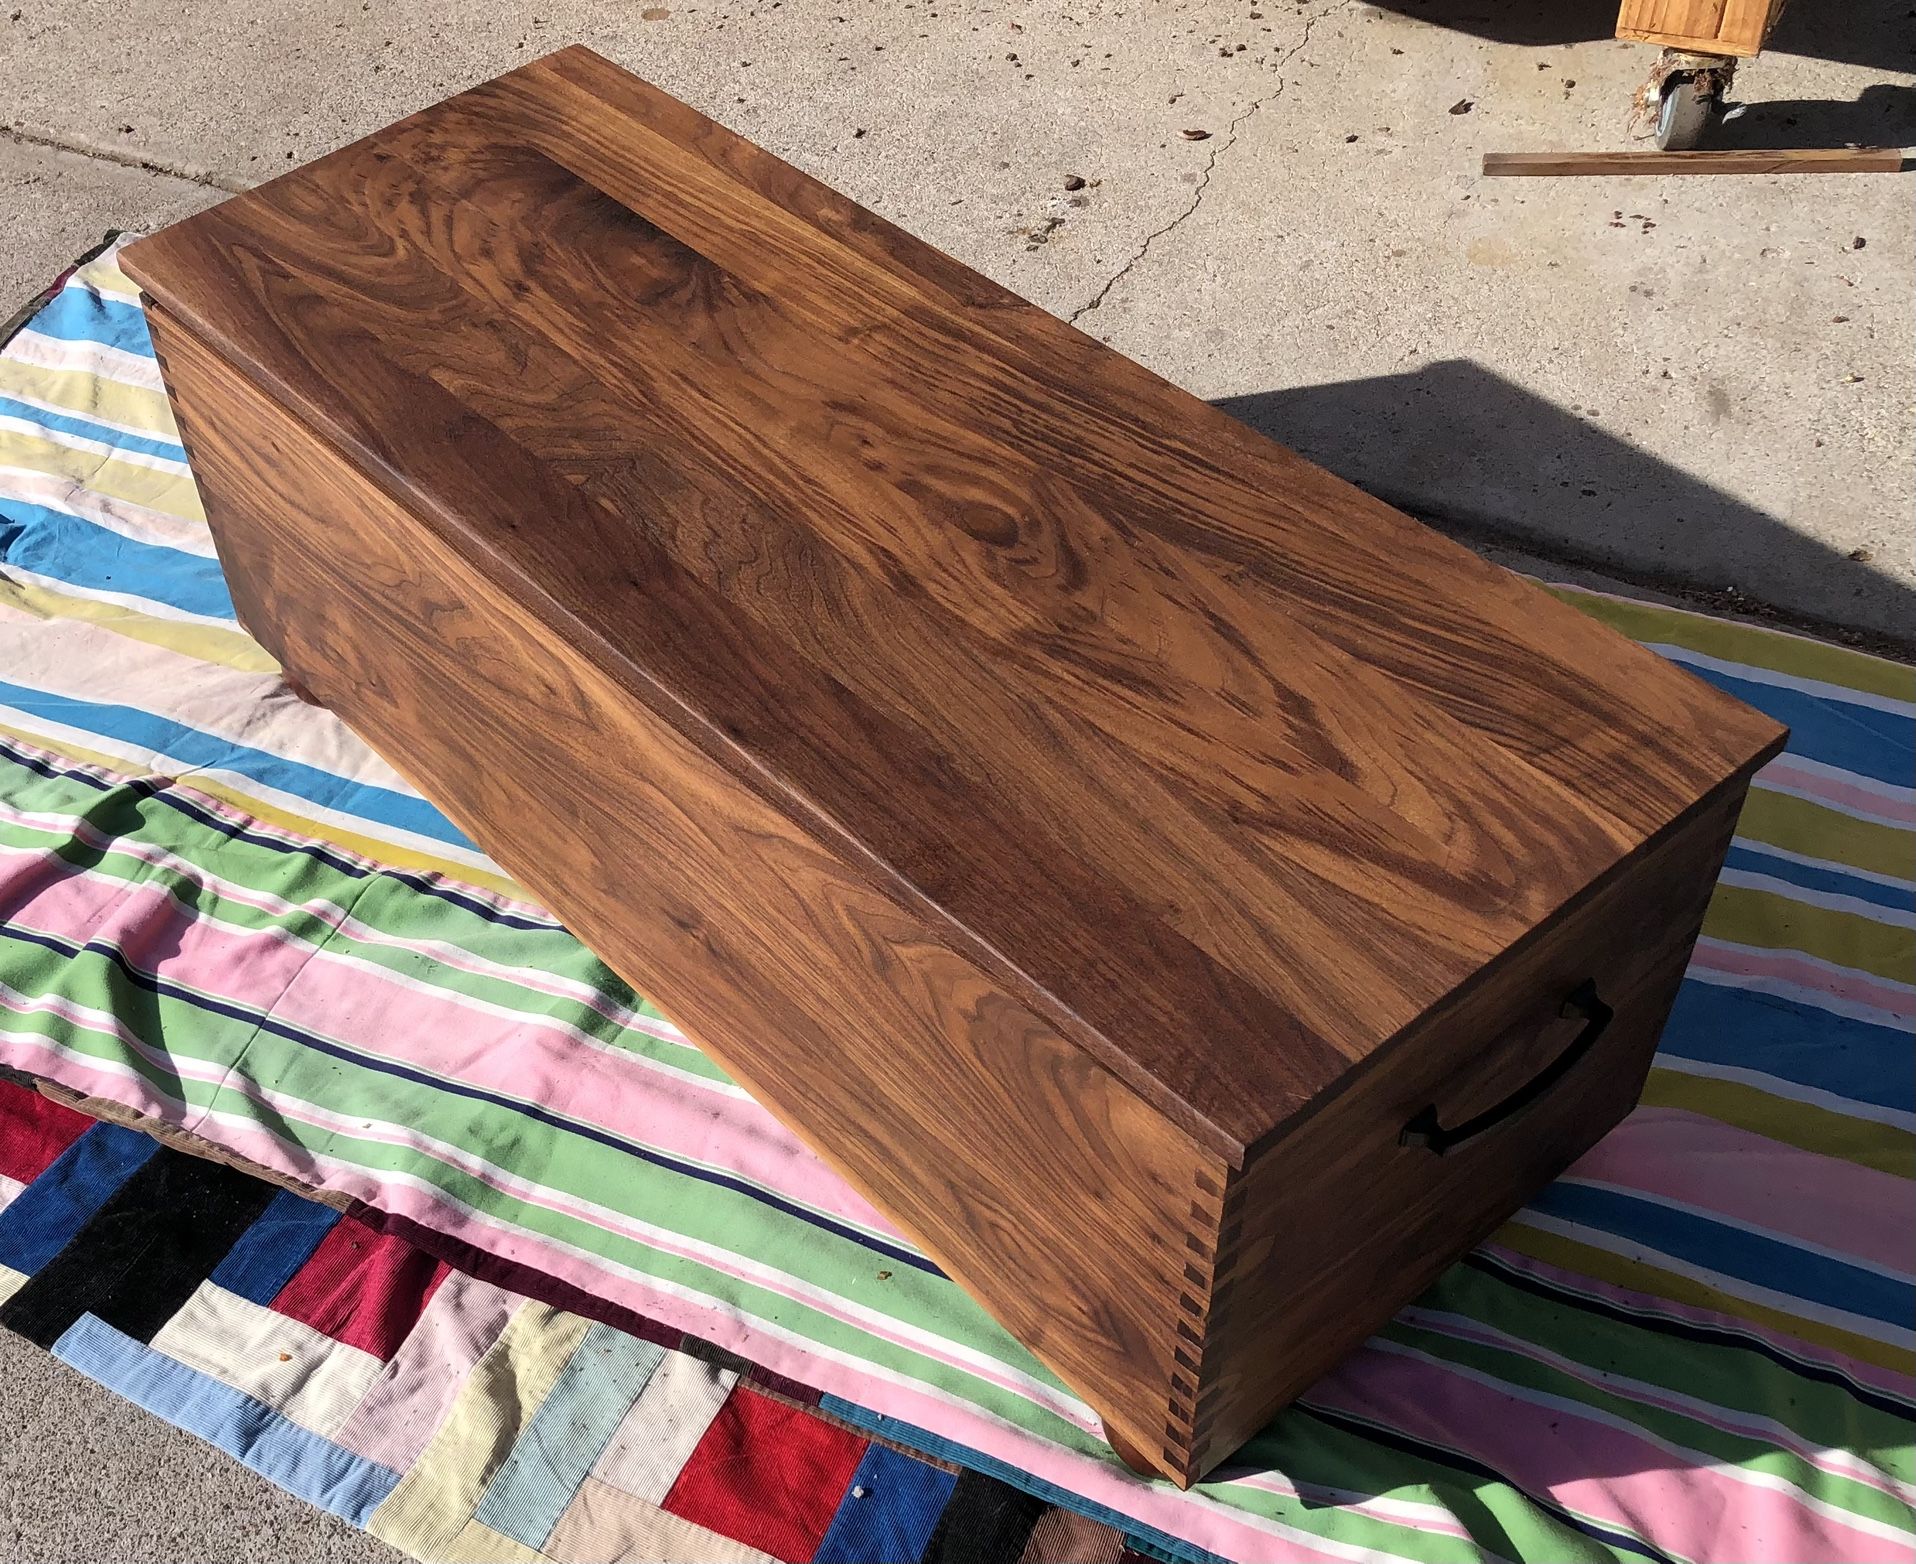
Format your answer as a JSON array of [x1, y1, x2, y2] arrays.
[[1181, 785, 1747, 1477], [123, 48, 1788, 1483], [145, 306, 1223, 1473], [1485, 148, 1905, 177], [1614, 0, 1779, 55]]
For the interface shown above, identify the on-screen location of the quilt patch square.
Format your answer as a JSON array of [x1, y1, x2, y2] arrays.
[[665, 1387, 869, 1561]]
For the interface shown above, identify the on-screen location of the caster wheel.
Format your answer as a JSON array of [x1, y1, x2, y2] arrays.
[[1655, 74, 1713, 150], [1100, 1418, 1160, 1480]]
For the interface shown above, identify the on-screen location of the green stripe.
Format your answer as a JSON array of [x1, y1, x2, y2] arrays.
[[1703, 882, 1914, 987], [1554, 586, 1916, 705], [1415, 1260, 1915, 1483], [192, 1066, 1092, 1448], [1378, 1315, 1913, 1535], [1387, 1318, 1908, 1548], [0, 776, 732, 1088], [1735, 788, 1913, 882], [0, 1004, 201, 1103], [195, 1022, 928, 1307], [1497, 1220, 1915, 1376], [0, 933, 261, 1072], [1640, 1069, 1916, 1180], [1237, 1404, 1618, 1564]]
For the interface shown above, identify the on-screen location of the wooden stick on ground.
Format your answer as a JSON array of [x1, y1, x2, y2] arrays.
[[1483, 148, 1906, 177]]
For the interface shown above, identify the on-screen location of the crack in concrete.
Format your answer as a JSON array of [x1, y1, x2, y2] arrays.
[[4, 126, 247, 194], [1069, 0, 1348, 326]]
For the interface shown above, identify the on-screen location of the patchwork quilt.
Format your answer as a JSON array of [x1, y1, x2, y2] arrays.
[[0, 1079, 1144, 1563], [0, 238, 1909, 1563]]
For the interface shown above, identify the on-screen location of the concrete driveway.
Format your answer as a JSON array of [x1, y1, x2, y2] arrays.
[[8, 0, 1914, 651], [1, 2, 1911, 1558]]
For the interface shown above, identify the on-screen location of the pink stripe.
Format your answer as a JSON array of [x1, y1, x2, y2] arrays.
[[3, 821, 613, 1031], [1570, 1106, 1914, 1273], [0, 1023, 1070, 1426], [0, 732, 557, 919], [0, 1039, 205, 1150], [1307, 1345, 1909, 1564], [331, 1269, 520, 1471], [1480, 1241, 1916, 1403], [1690, 942, 1915, 1019], [1396, 1306, 1915, 1507], [3, 858, 900, 1241], [1760, 763, 1916, 827], [0, 808, 684, 1046]]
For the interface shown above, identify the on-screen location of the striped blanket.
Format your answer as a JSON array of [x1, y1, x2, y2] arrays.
[[0, 238, 1910, 1564]]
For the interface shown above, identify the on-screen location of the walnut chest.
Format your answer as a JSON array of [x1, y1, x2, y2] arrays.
[[121, 47, 1787, 1487]]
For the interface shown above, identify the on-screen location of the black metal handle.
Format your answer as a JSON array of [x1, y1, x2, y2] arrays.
[[1399, 981, 1613, 1156]]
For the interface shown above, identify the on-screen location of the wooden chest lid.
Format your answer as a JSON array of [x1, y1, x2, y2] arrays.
[[121, 47, 1786, 1165]]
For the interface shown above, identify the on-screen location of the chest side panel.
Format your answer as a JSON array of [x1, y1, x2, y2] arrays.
[[147, 307, 1223, 1477], [1184, 783, 1750, 1476]]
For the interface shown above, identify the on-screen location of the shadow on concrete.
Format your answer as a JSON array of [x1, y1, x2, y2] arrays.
[[1716, 81, 1916, 149], [1358, 0, 1615, 48], [1211, 360, 1915, 657], [1360, 0, 1916, 73], [1760, 0, 1916, 74]]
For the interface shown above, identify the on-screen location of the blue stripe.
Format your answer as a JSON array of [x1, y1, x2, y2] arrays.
[[54, 1313, 400, 1525], [0, 1123, 157, 1274], [0, 733, 559, 932], [1693, 668, 1911, 789], [208, 1188, 341, 1305], [0, 923, 941, 1276], [19, 288, 153, 351], [1724, 844, 1914, 915], [1526, 1181, 1910, 1328], [1657, 646, 1916, 725], [1662, 980, 1914, 1112], [0, 674, 475, 851], [0, 395, 186, 464], [0, 500, 233, 621]]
